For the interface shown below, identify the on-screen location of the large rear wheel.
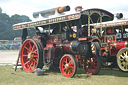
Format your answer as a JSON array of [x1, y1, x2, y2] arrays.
[[20, 39, 43, 72], [84, 54, 101, 75], [60, 54, 77, 77], [117, 47, 128, 72]]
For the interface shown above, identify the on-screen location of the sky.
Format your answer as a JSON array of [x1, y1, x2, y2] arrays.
[[0, 0, 128, 20]]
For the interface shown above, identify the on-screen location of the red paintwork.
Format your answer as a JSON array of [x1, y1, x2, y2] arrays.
[[46, 35, 62, 44], [46, 44, 53, 48], [102, 51, 107, 56], [63, 41, 72, 53], [78, 38, 87, 41], [110, 41, 127, 50]]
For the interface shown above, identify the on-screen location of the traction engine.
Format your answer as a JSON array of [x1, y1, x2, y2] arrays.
[[91, 15, 128, 72], [12, 5, 115, 77]]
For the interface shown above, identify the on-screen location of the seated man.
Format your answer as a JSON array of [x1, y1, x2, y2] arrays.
[[79, 25, 88, 37]]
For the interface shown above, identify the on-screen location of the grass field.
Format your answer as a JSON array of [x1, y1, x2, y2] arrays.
[[0, 65, 128, 85]]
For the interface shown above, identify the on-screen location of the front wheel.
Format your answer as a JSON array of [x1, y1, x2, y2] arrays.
[[117, 47, 128, 72], [84, 54, 101, 75], [60, 54, 77, 77]]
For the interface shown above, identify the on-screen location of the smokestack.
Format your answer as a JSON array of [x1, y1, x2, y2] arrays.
[[33, 5, 70, 18], [115, 13, 123, 19]]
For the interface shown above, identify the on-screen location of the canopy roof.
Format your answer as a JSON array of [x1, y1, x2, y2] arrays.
[[13, 8, 114, 30], [92, 19, 128, 28]]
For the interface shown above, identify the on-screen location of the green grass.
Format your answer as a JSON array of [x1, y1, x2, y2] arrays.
[[0, 65, 128, 85]]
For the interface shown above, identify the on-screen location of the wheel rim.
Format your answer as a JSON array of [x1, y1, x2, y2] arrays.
[[60, 54, 76, 77], [21, 39, 39, 72], [84, 55, 99, 75], [117, 48, 128, 71]]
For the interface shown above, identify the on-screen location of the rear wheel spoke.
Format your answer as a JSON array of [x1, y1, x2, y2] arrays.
[[29, 42, 32, 51], [32, 45, 36, 51], [24, 46, 31, 52], [23, 54, 28, 57], [33, 54, 38, 58], [28, 62, 33, 70], [24, 60, 31, 65], [33, 58, 37, 64]]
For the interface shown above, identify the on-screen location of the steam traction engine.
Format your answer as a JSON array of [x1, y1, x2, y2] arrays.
[[13, 6, 114, 77], [91, 14, 128, 72]]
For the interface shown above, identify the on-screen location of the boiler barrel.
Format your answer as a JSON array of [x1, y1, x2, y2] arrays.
[[62, 41, 91, 55], [110, 41, 128, 50]]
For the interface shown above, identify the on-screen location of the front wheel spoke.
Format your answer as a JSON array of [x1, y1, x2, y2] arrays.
[[69, 65, 74, 69], [68, 70, 71, 74], [66, 58, 68, 63], [62, 60, 66, 64], [119, 58, 124, 61], [69, 61, 73, 64], [120, 55, 124, 59], [62, 64, 65, 67], [125, 51, 128, 56], [64, 68, 67, 72], [121, 61, 126, 66], [123, 53, 126, 56]]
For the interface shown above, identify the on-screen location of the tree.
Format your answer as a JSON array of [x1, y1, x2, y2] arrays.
[[10, 14, 31, 24], [0, 7, 2, 13], [0, 11, 31, 40]]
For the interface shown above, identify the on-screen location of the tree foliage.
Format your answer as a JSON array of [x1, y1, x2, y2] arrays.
[[0, 7, 31, 40]]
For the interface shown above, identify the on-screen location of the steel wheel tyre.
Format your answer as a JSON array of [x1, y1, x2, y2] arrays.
[[60, 54, 77, 77], [117, 48, 128, 72], [20, 39, 43, 72], [84, 54, 101, 75]]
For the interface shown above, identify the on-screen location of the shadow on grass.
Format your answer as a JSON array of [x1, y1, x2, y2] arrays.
[[46, 67, 128, 78], [99, 67, 128, 77], [15, 66, 128, 78], [74, 67, 128, 78]]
